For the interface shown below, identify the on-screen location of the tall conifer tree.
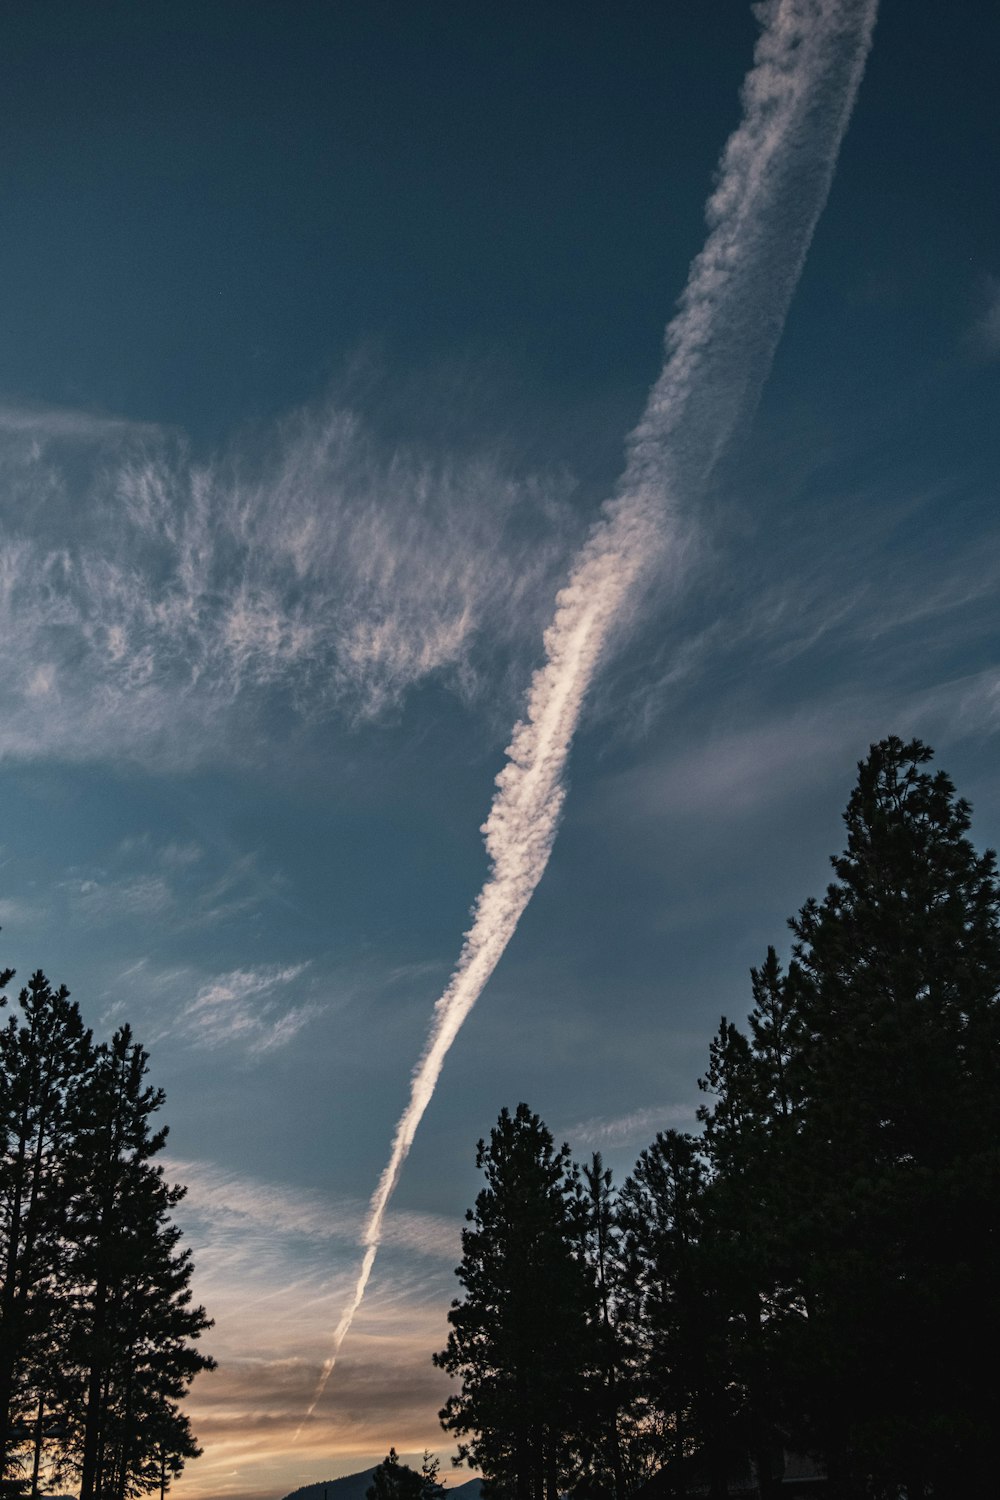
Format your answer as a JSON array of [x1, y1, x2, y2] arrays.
[[65, 1026, 214, 1500], [435, 1104, 596, 1500], [693, 738, 1000, 1496], [576, 1155, 629, 1500], [0, 971, 91, 1486], [780, 737, 1000, 1496], [617, 1130, 748, 1499]]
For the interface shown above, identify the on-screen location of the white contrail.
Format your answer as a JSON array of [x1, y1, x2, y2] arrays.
[[299, 0, 877, 1428]]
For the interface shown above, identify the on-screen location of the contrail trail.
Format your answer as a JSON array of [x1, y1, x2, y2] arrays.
[[299, 0, 877, 1429]]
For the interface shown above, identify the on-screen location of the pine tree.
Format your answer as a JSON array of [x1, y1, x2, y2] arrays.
[[687, 738, 1000, 1496], [63, 1026, 214, 1500], [0, 970, 92, 1488], [0, 956, 213, 1499], [574, 1155, 628, 1500], [616, 1130, 744, 1499], [418, 1451, 445, 1500], [365, 1449, 443, 1500], [695, 998, 796, 1500], [779, 737, 1000, 1497], [434, 1104, 597, 1500]]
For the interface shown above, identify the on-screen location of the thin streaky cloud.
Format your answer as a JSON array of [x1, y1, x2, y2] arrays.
[[0, 404, 163, 440], [600, 479, 999, 748], [115, 833, 204, 869], [636, 715, 855, 818], [174, 964, 315, 1055], [167, 1156, 460, 1262], [605, 665, 1000, 842], [970, 275, 1000, 358], [167, 1202, 456, 1500], [568, 1104, 699, 1150], [902, 664, 1000, 740], [0, 896, 44, 930], [61, 872, 174, 925], [103, 956, 320, 1057]]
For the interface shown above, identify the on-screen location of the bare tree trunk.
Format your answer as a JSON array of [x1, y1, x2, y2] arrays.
[[30, 1394, 45, 1498], [78, 1275, 107, 1500], [0, 1123, 29, 1471]]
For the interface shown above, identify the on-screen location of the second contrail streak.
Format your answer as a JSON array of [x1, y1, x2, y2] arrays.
[[300, 0, 878, 1428]]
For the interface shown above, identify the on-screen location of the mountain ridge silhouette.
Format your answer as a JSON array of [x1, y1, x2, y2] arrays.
[[281, 1468, 484, 1500]]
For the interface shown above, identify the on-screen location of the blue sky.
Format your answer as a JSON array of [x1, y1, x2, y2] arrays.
[[1, 3, 999, 1498]]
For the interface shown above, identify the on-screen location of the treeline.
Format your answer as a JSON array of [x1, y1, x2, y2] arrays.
[[434, 739, 999, 1500], [0, 974, 214, 1500]]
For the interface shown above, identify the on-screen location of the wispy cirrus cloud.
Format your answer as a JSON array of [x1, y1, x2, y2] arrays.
[[970, 275, 1000, 359], [55, 836, 281, 940], [168, 1156, 460, 1263], [116, 833, 204, 868], [0, 397, 578, 769], [62, 872, 175, 924], [172, 962, 315, 1054], [604, 663, 1000, 844], [0, 896, 44, 931], [176, 1332, 455, 1500], [598, 468, 1000, 751], [164, 1156, 460, 1500], [567, 1103, 698, 1150], [101, 955, 321, 1057]]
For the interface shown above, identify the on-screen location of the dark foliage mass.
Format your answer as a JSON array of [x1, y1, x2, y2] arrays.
[[433, 1105, 599, 1500], [434, 739, 1000, 1500], [365, 1448, 444, 1500], [0, 975, 214, 1500]]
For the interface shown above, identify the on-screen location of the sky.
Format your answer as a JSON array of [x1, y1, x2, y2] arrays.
[[1, 2, 998, 1498]]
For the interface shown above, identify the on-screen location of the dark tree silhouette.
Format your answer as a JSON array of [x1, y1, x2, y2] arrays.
[[617, 1129, 753, 1499], [778, 737, 1000, 1497], [689, 737, 1000, 1498], [0, 970, 91, 1491], [435, 1104, 597, 1500], [575, 1154, 629, 1500], [365, 1449, 443, 1500], [0, 968, 213, 1499], [66, 1026, 214, 1500], [694, 973, 799, 1500]]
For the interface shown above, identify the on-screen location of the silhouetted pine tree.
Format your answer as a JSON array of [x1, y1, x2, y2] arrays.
[[777, 737, 1000, 1498], [435, 1104, 597, 1500], [0, 970, 92, 1490], [617, 1129, 750, 1499], [691, 737, 1000, 1497], [63, 1026, 214, 1500], [418, 1451, 445, 1500], [573, 1155, 629, 1500], [366, 1449, 443, 1500], [695, 994, 796, 1500]]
